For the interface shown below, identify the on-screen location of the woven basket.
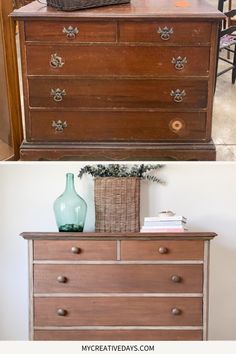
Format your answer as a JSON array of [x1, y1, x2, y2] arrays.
[[94, 177, 140, 232], [45, 0, 130, 11]]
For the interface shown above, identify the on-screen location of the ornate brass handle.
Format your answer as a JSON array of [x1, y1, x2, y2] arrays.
[[51, 88, 66, 102], [171, 275, 182, 283], [157, 26, 174, 41], [171, 308, 182, 316], [63, 26, 79, 39], [170, 89, 186, 103], [171, 56, 187, 70], [71, 246, 81, 254], [169, 119, 184, 132], [158, 246, 168, 254], [57, 276, 68, 283], [50, 53, 64, 69], [52, 120, 67, 132], [57, 308, 68, 316]]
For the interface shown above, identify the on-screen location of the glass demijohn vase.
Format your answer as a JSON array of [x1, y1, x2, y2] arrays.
[[53, 173, 87, 232]]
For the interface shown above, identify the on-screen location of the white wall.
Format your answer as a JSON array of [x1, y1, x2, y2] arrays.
[[0, 161, 236, 340]]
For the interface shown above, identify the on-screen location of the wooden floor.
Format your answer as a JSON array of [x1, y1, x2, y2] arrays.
[[0, 139, 14, 160]]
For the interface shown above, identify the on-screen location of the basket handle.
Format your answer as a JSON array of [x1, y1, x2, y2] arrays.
[[37, 0, 47, 5]]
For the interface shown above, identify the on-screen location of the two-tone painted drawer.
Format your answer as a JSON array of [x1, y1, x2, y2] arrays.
[[34, 264, 203, 293], [33, 240, 117, 260], [34, 297, 203, 326]]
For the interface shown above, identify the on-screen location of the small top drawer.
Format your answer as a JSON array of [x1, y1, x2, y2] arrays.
[[34, 240, 117, 260], [121, 240, 204, 260], [24, 21, 117, 43], [119, 21, 211, 45]]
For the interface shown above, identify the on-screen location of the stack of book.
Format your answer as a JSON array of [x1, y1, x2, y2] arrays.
[[140, 214, 187, 232]]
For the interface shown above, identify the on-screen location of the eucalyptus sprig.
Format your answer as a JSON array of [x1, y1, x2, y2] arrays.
[[78, 164, 165, 184]]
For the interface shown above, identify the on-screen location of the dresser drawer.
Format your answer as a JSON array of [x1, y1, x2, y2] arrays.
[[26, 45, 210, 76], [28, 111, 207, 142], [121, 241, 204, 260], [34, 264, 203, 293], [34, 329, 203, 341], [33, 240, 116, 260], [119, 21, 211, 44], [34, 297, 202, 326], [28, 78, 208, 109], [24, 21, 116, 43]]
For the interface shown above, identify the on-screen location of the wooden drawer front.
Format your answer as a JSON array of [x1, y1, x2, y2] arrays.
[[28, 79, 208, 109], [33, 240, 116, 260], [34, 297, 202, 326], [29, 111, 207, 142], [121, 241, 204, 260], [34, 264, 203, 293], [119, 21, 211, 44], [26, 45, 210, 76], [34, 329, 203, 341], [25, 21, 116, 43]]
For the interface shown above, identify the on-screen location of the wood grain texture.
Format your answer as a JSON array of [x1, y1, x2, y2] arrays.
[[34, 264, 203, 293], [34, 329, 203, 341], [33, 240, 117, 260], [28, 78, 208, 109], [26, 45, 210, 77], [34, 297, 203, 326], [28, 111, 208, 142], [121, 240, 204, 260]]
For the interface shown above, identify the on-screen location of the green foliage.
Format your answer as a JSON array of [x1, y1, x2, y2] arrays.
[[78, 164, 165, 184]]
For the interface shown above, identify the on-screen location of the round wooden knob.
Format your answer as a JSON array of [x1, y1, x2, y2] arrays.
[[57, 276, 68, 283], [158, 246, 168, 254], [57, 308, 67, 316], [71, 246, 81, 254], [171, 308, 181, 316], [171, 275, 182, 283]]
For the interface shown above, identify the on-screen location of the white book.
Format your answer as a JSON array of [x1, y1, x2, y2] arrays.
[[144, 216, 187, 222]]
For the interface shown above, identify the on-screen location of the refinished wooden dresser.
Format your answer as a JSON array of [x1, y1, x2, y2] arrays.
[[21, 231, 217, 340], [12, 0, 223, 161]]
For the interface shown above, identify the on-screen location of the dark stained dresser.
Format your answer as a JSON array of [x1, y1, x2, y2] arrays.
[[12, 1, 223, 161], [21, 231, 217, 340]]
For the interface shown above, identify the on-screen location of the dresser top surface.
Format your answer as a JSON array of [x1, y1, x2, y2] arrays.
[[12, 0, 223, 20], [20, 232, 217, 240]]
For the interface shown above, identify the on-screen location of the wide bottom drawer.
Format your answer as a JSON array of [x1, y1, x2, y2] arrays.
[[34, 329, 203, 341], [34, 297, 202, 326], [28, 111, 207, 142]]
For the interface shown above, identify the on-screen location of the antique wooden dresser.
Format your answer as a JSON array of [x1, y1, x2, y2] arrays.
[[12, 1, 223, 161], [21, 231, 217, 340]]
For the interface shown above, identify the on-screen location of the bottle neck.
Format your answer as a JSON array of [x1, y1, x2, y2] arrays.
[[64, 173, 76, 194]]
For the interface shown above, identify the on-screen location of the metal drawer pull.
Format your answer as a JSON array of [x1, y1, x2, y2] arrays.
[[171, 275, 182, 283], [51, 88, 66, 102], [170, 89, 186, 103], [171, 308, 182, 316], [52, 120, 67, 132], [57, 276, 68, 283], [50, 53, 64, 68], [157, 26, 174, 41], [57, 308, 68, 316], [158, 246, 168, 254], [171, 56, 187, 70], [169, 119, 184, 132], [63, 26, 79, 39], [71, 246, 81, 254]]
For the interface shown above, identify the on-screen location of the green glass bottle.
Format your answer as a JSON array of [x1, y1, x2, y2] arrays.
[[53, 173, 87, 232]]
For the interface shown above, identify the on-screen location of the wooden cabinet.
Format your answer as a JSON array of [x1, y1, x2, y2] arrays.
[[12, 0, 223, 161], [21, 231, 217, 341], [0, 0, 23, 160]]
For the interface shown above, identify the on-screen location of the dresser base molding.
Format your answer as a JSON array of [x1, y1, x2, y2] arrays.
[[20, 141, 216, 161]]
